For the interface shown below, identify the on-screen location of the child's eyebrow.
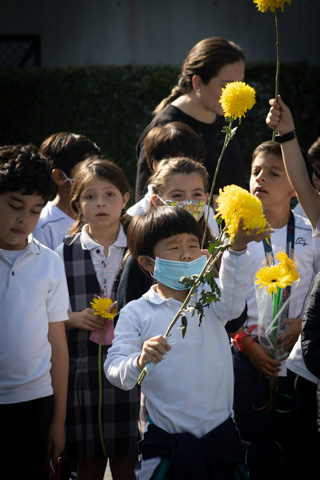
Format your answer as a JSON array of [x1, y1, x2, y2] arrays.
[[9, 194, 44, 207], [9, 195, 23, 203]]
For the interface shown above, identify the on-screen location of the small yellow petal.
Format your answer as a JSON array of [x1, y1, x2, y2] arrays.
[[253, 0, 291, 13]]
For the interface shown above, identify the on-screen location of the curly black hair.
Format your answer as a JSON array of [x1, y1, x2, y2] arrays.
[[0, 144, 55, 204]]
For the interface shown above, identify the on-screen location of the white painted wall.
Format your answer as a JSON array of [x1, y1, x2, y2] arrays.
[[1, 0, 319, 67]]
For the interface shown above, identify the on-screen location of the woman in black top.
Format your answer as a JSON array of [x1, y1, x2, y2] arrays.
[[135, 36, 246, 201]]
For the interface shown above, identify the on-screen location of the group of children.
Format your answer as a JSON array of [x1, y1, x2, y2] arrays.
[[1, 90, 320, 480]]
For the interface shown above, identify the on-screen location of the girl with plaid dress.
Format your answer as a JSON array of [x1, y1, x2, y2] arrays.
[[56, 157, 139, 480]]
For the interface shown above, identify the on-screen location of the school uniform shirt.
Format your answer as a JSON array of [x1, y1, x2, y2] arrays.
[[56, 223, 127, 301], [34, 201, 75, 250], [0, 235, 69, 404], [287, 214, 320, 384], [243, 213, 320, 379], [127, 184, 220, 238], [105, 248, 251, 438]]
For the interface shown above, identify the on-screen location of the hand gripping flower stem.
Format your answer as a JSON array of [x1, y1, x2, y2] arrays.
[[138, 82, 256, 385], [137, 243, 225, 385]]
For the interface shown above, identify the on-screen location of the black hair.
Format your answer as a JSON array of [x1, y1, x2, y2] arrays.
[[39, 132, 101, 177], [128, 206, 203, 260], [0, 144, 55, 204]]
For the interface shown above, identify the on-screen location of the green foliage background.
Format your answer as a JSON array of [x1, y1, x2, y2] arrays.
[[0, 62, 319, 203]]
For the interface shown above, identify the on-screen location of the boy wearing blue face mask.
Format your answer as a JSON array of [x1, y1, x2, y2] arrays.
[[105, 207, 269, 479]]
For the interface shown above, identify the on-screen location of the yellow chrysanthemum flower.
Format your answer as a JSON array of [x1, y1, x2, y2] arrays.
[[253, 0, 291, 13], [255, 264, 293, 295], [215, 185, 267, 242], [90, 296, 116, 320], [219, 82, 256, 120], [275, 251, 300, 282]]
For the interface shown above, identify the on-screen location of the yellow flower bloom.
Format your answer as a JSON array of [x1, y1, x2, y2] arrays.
[[90, 296, 116, 320], [215, 185, 267, 242], [255, 264, 293, 295], [253, 0, 291, 13], [219, 82, 256, 120], [275, 251, 300, 282]]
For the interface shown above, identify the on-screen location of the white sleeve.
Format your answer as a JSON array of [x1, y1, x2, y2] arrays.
[[210, 249, 251, 323], [46, 254, 69, 322], [104, 302, 144, 390]]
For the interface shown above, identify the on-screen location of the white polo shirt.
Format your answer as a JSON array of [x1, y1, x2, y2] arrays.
[[34, 201, 75, 250], [0, 236, 69, 404], [105, 248, 251, 438], [243, 213, 320, 382]]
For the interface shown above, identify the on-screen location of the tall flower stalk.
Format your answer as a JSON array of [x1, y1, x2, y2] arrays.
[[253, 0, 292, 140], [90, 296, 116, 457], [202, 81, 256, 248], [137, 81, 258, 385]]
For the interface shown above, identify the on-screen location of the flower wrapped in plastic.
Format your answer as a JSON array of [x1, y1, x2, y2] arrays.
[[255, 252, 300, 361]]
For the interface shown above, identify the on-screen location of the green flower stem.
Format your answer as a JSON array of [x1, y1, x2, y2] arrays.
[[137, 249, 224, 386], [201, 118, 234, 249], [271, 287, 282, 353], [272, 9, 280, 141], [98, 329, 107, 457]]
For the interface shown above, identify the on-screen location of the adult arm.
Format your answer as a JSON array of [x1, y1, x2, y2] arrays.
[[301, 274, 320, 378], [266, 96, 320, 228]]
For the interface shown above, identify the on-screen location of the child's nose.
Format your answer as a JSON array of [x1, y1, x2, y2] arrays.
[[180, 248, 192, 261], [97, 196, 106, 206], [256, 171, 266, 182]]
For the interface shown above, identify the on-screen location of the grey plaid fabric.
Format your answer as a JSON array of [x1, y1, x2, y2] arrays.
[[62, 233, 140, 459]]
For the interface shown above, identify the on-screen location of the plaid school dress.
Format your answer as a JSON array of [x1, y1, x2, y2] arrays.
[[62, 233, 140, 460]]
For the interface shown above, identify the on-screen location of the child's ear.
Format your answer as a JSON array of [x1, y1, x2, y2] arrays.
[[122, 192, 130, 209], [52, 169, 66, 186], [290, 188, 297, 199], [75, 202, 82, 216], [151, 194, 162, 208], [138, 255, 154, 273]]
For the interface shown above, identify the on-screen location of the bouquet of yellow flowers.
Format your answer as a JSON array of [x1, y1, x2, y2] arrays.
[[255, 252, 300, 361]]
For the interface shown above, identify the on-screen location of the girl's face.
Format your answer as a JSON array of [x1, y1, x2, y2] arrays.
[[197, 61, 245, 116], [76, 176, 129, 231], [153, 172, 208, 204], [153, 232, 201, 263]]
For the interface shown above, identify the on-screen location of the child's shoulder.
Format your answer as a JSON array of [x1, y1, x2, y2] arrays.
[[36, 202, 66, 227]]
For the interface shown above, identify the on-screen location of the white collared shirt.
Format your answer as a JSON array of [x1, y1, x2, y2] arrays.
[[33, 201, 75, 251], [243, 213, 320, 383], [56, 224, 127, 300], [105, 248, 251, 438], [0, 235, 69, 403]]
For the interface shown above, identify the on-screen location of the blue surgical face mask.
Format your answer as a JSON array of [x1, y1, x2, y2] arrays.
[[152, 255, 207, 290]]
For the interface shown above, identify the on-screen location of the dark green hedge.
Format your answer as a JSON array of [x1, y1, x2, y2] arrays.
[[0, 62, 319, 201]]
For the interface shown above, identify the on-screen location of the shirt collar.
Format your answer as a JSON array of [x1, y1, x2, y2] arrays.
[[80, 224, 127, 251], [0, 233, 40, 261], [143, 284, 182, 306]]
